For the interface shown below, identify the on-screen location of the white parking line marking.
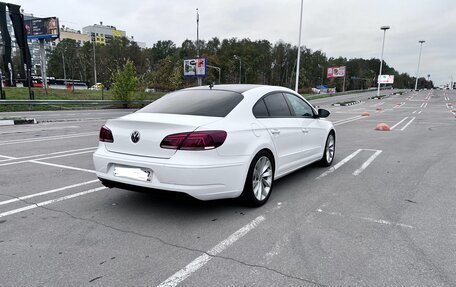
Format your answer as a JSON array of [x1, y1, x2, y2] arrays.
[[333, 115, 362, 124], [0, 132, 98, 146], [0, 154, 16, 159], [423, 103, 428, 108], [316, 209, 414, 229], [264, 233, 290, 264], [333, 116, 364, 126], [400, 117, 416, 131], [390, 117, 408, 130], [420, 103, 425, 108], [393, 102, 405, 108], [0, 150, 96, 167], [418, 111, 422, 114], [0, 125, 80, 135], [316, 149, 362, 179], [0, 187, 106, 219], [33, 150, 96, 161], [353, 150, 382, 176], [412, 110, 417, 114], [157, 216, 265, 287], [0, 147, 96, 163], [0, 180, 99, 206], [29, 160, 96, 174]]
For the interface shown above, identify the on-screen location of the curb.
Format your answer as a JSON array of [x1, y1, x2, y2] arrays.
[[0, 118, 37, 126], [332, 100, 361, 107]]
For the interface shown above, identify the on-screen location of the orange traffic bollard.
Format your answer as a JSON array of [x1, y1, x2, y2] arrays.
[[375, 123, 391, 131], [362, 112, 370, 116]]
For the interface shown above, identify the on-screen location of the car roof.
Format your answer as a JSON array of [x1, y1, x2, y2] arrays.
[[183, 84, 264, 94]]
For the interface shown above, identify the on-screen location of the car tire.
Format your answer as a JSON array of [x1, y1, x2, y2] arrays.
[[240, 151, 274, 207], [318, 132, 335, 167]]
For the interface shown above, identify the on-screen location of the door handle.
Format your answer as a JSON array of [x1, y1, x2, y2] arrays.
[[271, 129, 281, 135], [302, 128, 309, 134]]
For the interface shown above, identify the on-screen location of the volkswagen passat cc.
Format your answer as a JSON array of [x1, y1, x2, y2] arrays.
[[93, 85, 335, 206]]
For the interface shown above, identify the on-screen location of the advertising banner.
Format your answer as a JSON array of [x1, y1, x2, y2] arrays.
[[25, 17, 59, 39], [183, 58, 206, 77], [327, 66, 346, 78], [377, 75, 394, 84]]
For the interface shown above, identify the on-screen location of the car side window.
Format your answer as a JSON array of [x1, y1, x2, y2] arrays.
[[263, 93, 292, 117], [284, 93, 314, 118], [252, 99, 269, 117]]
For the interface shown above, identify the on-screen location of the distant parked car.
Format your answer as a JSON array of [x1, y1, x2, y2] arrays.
[[93, 84, 336, 206], [144, 88, 156, 93], [90, 83, 104, 90]]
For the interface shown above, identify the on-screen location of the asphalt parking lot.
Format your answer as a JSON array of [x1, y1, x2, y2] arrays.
[[1, 89, 455, 286]]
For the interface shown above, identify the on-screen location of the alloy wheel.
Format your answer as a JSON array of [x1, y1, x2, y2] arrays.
[[326, 134, 335, 164], [252, 156, 273, 201]]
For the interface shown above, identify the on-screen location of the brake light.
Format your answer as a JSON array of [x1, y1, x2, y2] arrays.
[[160, 131, 227, 150], [99, 125, 114, 143]]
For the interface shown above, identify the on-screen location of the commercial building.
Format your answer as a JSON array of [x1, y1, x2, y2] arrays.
[[82, 22, 126, 45], [58, 26, 90, 46], [15, 14, 145, 77], [129, 36, 146, 49], [82, 22, 146, 48]]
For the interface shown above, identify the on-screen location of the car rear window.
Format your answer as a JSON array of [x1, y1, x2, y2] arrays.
[[138, 90, 244, 117]]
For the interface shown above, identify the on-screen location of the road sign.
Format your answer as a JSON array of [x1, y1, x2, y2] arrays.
[[327, 66, 346, 78], [183, 58, 206, 77], [25, 17, 60, 40], [377, 75, 394, 84]]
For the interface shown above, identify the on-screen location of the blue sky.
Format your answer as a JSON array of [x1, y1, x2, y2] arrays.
[[11, 0, 456, 85]]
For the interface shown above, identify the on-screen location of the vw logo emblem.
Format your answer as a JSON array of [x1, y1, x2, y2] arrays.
[[131, 131, 140, 143]]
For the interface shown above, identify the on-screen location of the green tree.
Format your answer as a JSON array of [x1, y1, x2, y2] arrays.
[[48, 39, 82, 81], [111, 60, 139, 101]]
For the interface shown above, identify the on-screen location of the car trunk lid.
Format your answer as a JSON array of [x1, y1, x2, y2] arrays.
[[104, 113, 221, 159]]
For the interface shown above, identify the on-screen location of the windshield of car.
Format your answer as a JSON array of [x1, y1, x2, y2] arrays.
[[138, 89, 244, 117]]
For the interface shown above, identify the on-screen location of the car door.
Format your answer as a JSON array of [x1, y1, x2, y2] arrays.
[[254, 92, 304, 174], [283, 93, 327, 163]]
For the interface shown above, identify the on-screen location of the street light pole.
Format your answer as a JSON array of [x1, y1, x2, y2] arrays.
[[206, 64, 221, 84], [295, 0, 304, 92], [414, 40, 425, 91], [377, 26, 390, 97], [234, 55, 241, 84], [92, 37, 97, 86], [62, 51, 66, 84], [317, 64, 324, 87], [196, 8, 202, 86]]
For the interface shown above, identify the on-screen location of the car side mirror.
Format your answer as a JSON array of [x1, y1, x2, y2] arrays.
[[318, 108, 330, 118]]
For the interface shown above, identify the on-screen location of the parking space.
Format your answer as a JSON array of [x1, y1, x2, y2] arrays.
[[1, 90, 455, 286]]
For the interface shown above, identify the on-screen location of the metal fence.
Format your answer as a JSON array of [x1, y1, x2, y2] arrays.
[[0, 100, 154, 109]]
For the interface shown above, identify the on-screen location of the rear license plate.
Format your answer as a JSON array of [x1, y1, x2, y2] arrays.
[[113, 166, 152, 182]]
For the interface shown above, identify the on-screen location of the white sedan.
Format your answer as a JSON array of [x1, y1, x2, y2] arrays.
[[93, 85, 335, 206]]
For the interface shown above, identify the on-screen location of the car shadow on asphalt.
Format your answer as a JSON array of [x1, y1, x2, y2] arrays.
[[102, 163, 322, 219], [106, 187, 246, 219]]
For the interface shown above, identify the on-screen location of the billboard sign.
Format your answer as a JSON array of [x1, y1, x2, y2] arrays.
[[327, 66, 346, 78], [25, 17, 60, 40], [183, 58, 207, 77], [377, 75, 394, 84]]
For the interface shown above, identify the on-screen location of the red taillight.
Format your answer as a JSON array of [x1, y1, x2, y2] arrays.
[[99, 125, 114, 143], [160, 131, 227, 150]]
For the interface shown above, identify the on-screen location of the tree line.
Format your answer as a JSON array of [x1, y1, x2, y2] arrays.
[[46, 37, 434, 93]]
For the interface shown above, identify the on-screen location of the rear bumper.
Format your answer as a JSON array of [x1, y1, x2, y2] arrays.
[[92, 144, 250, 200]]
